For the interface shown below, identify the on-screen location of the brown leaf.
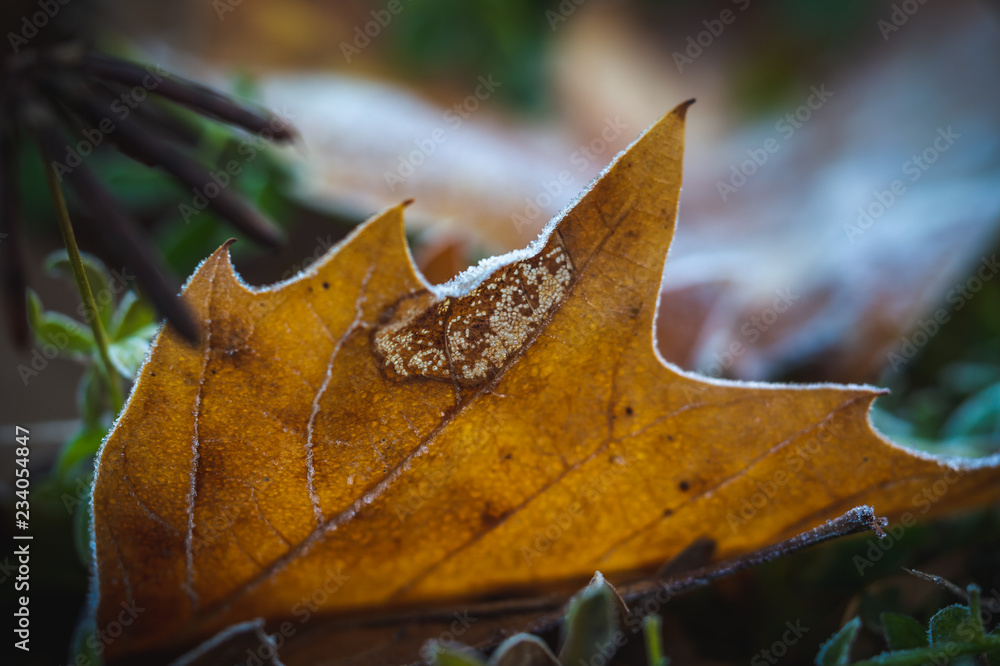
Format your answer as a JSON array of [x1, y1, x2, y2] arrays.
[[90, 101, 1000, 661]]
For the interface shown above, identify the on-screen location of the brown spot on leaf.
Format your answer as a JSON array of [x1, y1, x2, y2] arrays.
[[372, 238, 574, 386]]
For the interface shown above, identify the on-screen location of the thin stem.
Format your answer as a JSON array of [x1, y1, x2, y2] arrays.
[[619, 505, 888, 605], [287, 506, 889, 634], [43, 160, 124, 414], [968, 584, 984, 639], [643, 615, 669, 666], [903, 568, 969, 601]]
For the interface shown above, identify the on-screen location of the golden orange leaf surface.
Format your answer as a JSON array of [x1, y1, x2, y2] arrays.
[[91, 101, 1000, 660]]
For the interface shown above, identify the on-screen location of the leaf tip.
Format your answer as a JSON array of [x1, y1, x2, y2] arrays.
[[675, 98, 696, 119], [815, 616, 861, 666]]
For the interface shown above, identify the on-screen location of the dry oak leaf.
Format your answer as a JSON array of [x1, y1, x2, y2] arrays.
[[91, 101, 1000, 661]]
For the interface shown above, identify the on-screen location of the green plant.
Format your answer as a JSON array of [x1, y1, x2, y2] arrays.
[[817, 580, 1000, 665]]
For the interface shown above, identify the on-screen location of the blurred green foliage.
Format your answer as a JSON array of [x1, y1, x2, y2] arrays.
[[874, 235, 1000, 459], [387, 0, 553, 112], [379, 0, 883, 117]]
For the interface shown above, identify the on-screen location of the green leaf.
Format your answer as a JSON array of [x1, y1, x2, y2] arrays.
[[44, 249, 114, 327], [77, 367, 106, 428], [488, 634, 559, 666], [26, 288, 45, 336], [109, 290, 157, 340], [928, 605, 976, 645], [847, 585, 1000, 665], [54, 424, 107, 480], [816, 616, 861, 666], [853, 636, 1000, 665], [106, 291, 159, 379], [940, 361, 1000, 395], [99, 151, 184, 210], [72, 477, 94, 568], [880, 612, 928, 651], [68, 614, 102, 666], [157, 207, 231, 275], [26, 290, 94, 357], [424, 641, 488, 666], [558, 572, 620, 666], [942, 383, 1000, 438], [108, 326, 158, 379]]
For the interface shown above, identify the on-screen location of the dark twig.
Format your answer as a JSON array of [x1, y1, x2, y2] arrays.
[[619, 505, 887, 605], [289, 505, 889, 631], [2, 46, 297, 345], [95, 80, 202, 149], [157, 506, 888, 665], [81, 52, 295, 142], [47, 78, 285, 247], [22, 98, 201, 343]]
